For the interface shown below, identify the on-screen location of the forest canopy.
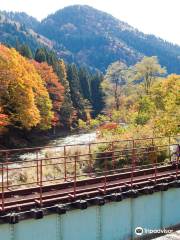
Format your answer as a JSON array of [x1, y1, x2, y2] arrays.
[[0, 44, 105, 135]]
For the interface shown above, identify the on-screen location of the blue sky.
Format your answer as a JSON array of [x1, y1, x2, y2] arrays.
[[1, 0, 180, 45]]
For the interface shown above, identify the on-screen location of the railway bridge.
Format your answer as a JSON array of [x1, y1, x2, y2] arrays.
[[0, 136, 179, 240]]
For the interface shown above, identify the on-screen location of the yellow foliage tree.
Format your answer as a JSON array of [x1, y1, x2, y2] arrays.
[[152, 74, 180, 136], [0, 44, 53, 130]]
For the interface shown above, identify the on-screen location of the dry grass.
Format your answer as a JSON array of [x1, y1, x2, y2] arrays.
[[6, 145, 92, 189]]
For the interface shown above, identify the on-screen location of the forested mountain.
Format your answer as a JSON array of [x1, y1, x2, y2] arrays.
[[1, 5, 180, 73], [38, 5, 180, 73]]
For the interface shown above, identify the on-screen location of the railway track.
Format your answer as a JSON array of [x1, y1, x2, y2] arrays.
[[0, 164, 179, 214]]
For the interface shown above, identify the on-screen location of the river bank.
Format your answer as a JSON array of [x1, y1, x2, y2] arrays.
[[0, 127, 97, 150]]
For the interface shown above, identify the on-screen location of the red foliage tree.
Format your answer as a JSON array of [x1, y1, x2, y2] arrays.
[[0, 113, 8, 127], [32, 61, 64, 113]]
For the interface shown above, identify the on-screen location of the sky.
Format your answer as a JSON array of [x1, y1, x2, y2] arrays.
[[0, 0, 180, 45]]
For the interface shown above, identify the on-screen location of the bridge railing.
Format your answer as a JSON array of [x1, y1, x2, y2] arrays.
[[0, 135, 179, 211]]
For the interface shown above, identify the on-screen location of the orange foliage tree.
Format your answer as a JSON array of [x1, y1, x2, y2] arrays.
[[32, 61, 64, 124], [0, 44, 53, 130]]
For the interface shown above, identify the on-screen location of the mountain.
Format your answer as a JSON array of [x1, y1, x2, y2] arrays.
[[1, 5, 180, 73], [38, 5, 142, 71], [0, 11, 54, 52]]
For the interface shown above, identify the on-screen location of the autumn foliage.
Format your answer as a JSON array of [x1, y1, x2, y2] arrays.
[[0, 111, 9, 127], [32, 61, 64, 111], [0, 110, 8, 134], [0, 44, 64, 130], [99, 122, 118, 131]]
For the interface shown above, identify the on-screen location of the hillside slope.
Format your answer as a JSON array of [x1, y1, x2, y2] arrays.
[[0, 11, 54, 52]]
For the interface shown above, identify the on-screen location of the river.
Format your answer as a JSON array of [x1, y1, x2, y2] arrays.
[[49, 131, 97, 146], [19, 131, 97, 161]]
